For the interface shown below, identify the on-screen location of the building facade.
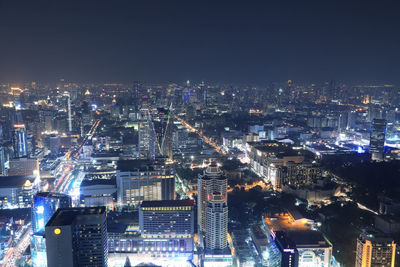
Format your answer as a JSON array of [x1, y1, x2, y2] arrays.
[[31, 192, 71, 267], [205, 192, 228, 250], [45, 207, 108, 267], [116, 159, 175, 207], [197, 165, 227, 235], [355, 230, 396, 267], [139, 200, 194, 239], [370, 118, 386, 161], [13, 124, 28, 158]]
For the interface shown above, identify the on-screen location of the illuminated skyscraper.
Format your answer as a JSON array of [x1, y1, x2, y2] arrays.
[[63, 92, 73, 132], [116, 159, 175, 207], [0, 147, 6, 176], [31, 192, 71, 267], [355, 230, 396, 267], [370, 119, 386, 161], [139, 200, 194, 238], [138, 200, 195, 260], [32, 192, 72, 235], [197, 164, 227, 244], [205, 192, 228, 250], [45, 207, 108, 267], [13, 124, 28, 158], [272, 231, 299, 267], [138, 109, 157, 160]]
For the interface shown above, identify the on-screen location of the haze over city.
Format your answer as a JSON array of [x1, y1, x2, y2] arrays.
[[0, 1, 399, 267]]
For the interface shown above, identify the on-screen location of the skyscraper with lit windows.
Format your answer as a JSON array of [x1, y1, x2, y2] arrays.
[[205, 192, 228, 250], [370, 119, 386, 161], [13, 124, 28, 158], [31, 192, 71, 267], [197, 164, 227, 237], [355, 230, 396, 267], [45, 207, 108, 267], [0, 147, 6, 176]]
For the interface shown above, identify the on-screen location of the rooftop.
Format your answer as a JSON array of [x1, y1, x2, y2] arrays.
[[0, 175, 35, 188], [46, 207, 106, 226], [117, 158, 169, 172], [35, 192, 70, 199], [140, 200, 194, 208], [286, 230, 331, 248], [264, 210, 313, 232], [248, 141, 301, 157], [80, 177, 116, 187]]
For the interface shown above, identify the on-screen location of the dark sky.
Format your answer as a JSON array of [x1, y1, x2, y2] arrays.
[[1, 0, 400, 84]]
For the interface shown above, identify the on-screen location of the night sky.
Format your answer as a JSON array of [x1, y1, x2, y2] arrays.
[[1, 0, 400, 84]]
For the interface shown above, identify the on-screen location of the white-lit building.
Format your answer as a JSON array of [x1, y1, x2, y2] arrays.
[[205, 192, 228, 250], [116, 159, 175, 207], [197, 164, 227, 236]]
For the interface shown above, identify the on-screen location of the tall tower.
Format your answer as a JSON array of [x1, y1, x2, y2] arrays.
[[31, 192, 71, 267], [0, 147, 6, 176], [13, 124, 28, 158], [205, 192, 228, 250], [355, 230, 396, 267], [45, 207, 108, 267], [63, 92, 72, 132], [370, 119, 386, 161], [197, 164, 227, 244], [138, 109, 157, 160]]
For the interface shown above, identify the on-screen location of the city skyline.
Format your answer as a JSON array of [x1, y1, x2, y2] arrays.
[[0, 1, 399, 267]]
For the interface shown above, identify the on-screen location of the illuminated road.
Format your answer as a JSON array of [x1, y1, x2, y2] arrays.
[[2, 120, 102, 267], [1, 224, 31, 267], [174, 116, 227, 155], [356, 202, 378, 215]]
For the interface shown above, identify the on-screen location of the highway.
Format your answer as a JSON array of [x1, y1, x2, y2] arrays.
[[1, 224, 31, 267], [1, 119, 101, 267], [174, 116, 227, 155]]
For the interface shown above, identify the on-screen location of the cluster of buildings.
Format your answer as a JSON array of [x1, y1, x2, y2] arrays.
[[0, 80, 398, 266]]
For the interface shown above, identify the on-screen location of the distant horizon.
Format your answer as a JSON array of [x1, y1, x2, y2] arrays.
[[1, 1, 400, 84], [0, 79, 399, 88]]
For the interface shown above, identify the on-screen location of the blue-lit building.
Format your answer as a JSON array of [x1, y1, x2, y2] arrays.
[[32, 192, 72, 235], [31, 192, 71, 267], [12, 124, 28, 158], [272, 231, 299, 267]]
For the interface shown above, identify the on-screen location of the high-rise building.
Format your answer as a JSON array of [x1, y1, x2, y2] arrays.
[[264, 210, 332, 267], [355, 230, 396, 267], [13, 124, 28, 158], [49, 135, 61, 156], [138, 109, 157, 160], [32, 192, 72, 235], [8, 158, 39, 176], [45, 207, 108, 267], [0, 175, 35, 208], [116, 159, 175, 207], [138, 200, 195, 260], [31, 192, 71, 267], [370, 119, 386, 161], [197, 165, 227, 236], [205, 192, 228, 250], [0, 147, 6, 176], [39, 109, 54, 133], [63, 91, 72, 132], [272, 231, 299, 267], [139, 200, 194, 239]]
